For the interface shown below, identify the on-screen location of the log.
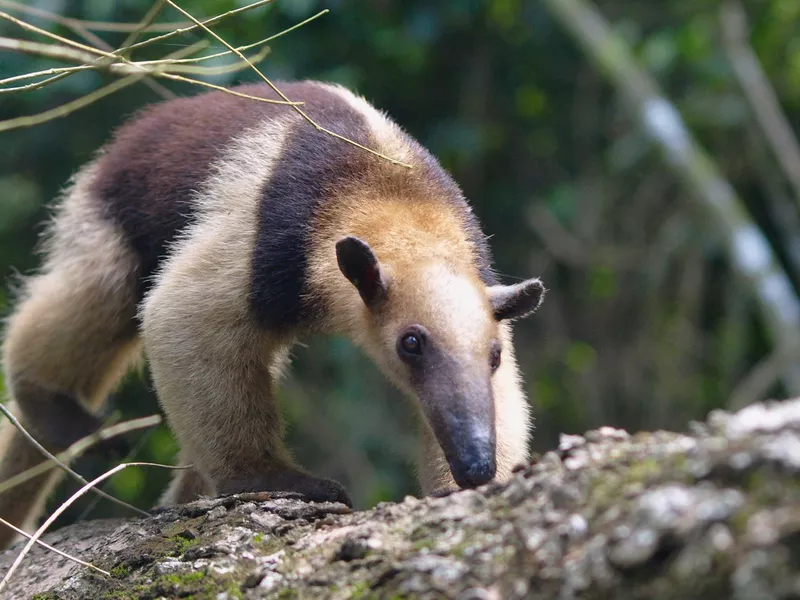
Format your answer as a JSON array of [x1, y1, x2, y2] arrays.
[[3, 398, 800, 599]]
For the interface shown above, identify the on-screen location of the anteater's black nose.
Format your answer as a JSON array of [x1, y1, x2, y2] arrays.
[[451, 453, 496, 489]]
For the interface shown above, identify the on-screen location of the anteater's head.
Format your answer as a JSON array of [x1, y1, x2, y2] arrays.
[[335, 235, 544, 490]]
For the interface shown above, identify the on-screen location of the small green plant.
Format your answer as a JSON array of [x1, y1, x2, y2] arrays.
[[110, 564, 130, 579]]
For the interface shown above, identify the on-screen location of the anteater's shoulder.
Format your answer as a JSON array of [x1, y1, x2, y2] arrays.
[[87, 81, 371, 286]]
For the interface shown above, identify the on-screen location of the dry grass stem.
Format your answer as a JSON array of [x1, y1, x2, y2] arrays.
[[0, 462, 189, 592], [165, 0, 412, 168], [0, 415, 162, 495], [0, 403, 149, 518], [0, 517, 110, 576]]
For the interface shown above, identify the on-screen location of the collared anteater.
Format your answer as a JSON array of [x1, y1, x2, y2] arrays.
[[0, 81, 544, 547]]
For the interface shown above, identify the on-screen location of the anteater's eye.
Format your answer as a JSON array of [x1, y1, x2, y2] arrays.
[[490, 345, 502, 372], [397, 326, 427, 361], [401, 334, 422, 354]]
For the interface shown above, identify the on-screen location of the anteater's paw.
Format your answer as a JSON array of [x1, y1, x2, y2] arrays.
[[428, 486, 459, 499], [278, 472, 353, 507], [217, 470, 353, 508]]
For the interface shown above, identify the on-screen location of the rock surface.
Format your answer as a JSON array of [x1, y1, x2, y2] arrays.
[[3, 399, 800, 599]]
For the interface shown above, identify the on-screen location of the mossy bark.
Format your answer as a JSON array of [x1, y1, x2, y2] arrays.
[[5, 398, 800, 599]]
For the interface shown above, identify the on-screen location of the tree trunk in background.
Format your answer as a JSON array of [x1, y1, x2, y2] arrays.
[[544, 0, 800, 396]]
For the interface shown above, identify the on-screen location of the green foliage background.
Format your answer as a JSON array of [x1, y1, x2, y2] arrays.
[[1, 0, 798, 529]]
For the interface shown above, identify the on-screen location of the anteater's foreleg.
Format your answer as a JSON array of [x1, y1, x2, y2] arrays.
[[141, 219, 352, 507]]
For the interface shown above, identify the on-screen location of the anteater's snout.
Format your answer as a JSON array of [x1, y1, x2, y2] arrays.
[[450, 442, 496, 489], [423, 378, 498, 491]]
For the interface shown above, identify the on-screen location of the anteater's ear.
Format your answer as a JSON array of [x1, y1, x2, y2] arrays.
[[336, 236, 388, 308], [487, 278, 545, 321]]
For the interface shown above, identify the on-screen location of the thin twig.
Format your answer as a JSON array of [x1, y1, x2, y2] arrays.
[[156, 72, 303, 103], [0, 35, 299, 130], [121, 0, 277, 55], [18, 4, 109, 52], [0, 74, 145, 132], [165, 0, 412, 169], [0, 40, 207, 94], [0, 41, 198, 95], [42, 0, 174, 99], [0, 517, 109, 576], [0, 2, 176, 98], [0, 0, 289, 102], [0, 403, 149, 518], [151, 9, 329, 67], [0, 4, 313, 88], [113, 0, 173, 103], [0, 40, 270, 91], [0, 36, 100, 65], [147, 45, 271, 75], [0, 10, 154, 99], [0, 0, 188, 33], [75, 424, 157, 523], [0, 11, 120, 60], [1, 0, 319, 120], [0, 461, 188, 592], [0, 415, 162, 495], [0, 7, 183, 98], [121, 0, 168, 49]]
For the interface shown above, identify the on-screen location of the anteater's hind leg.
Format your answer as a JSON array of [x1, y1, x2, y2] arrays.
[[0, 169, 141, 547]]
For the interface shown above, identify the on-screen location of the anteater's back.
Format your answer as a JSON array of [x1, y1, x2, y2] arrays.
[[89, 82, 373, 293]]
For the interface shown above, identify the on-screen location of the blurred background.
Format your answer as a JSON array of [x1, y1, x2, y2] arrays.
[[2, 0, 800, 529]]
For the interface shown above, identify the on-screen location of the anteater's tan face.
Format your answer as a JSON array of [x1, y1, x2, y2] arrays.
[[335, 236, 544, 490], [375, 263, 503, 488]]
